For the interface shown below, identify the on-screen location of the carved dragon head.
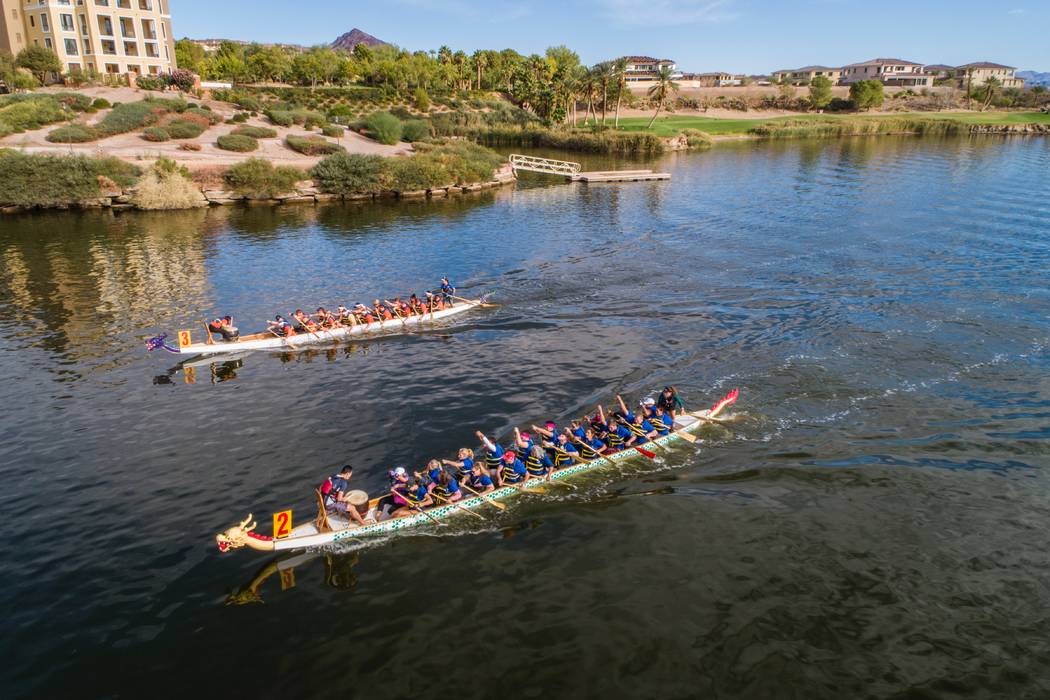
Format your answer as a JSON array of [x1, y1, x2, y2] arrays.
[[216, 514, 256, 553]]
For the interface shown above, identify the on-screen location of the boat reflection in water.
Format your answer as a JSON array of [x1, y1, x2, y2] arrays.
[[225, 550, 362, 605]]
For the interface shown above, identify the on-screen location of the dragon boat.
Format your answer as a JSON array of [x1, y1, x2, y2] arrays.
[[147, 297, 488, 357], [215, 389, 740, 554]]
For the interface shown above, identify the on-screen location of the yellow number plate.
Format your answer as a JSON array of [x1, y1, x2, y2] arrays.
[[273, 509, 293, 539], [177, 330, 192, 348]]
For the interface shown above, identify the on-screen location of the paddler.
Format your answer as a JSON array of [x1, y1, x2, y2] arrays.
[[379, 467, 409, 519], [476, 430, 508, 479], [616, 395, 657, 446], [439, 277, 455, 304], [595, 406, 631, 452], [644, 400, 673, 436], [409, 294, 425, 315], [497, 450, 527, 487], [432, 470, 463, 503], [465, 462, 495, 493], [442, 448, 476, 482], [292, 309, 317, 333], [315, 306, 340, 329], [373, 299, 394, 321], [392, 476, 432, 518], [207, 315, 239, 341], [354, 303, 376, 324], [524, 444, 554, 481], [267, 314, 295, 337], [544, 432, 578, 467], [571, 426, 607, 459]]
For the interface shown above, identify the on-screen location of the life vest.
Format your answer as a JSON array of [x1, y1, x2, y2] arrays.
[[402, 485, 426, 505], [457, 460, 474, 480], [553, 448, 575, 467], [208, 319, 224, 332], [525, 453, 548, 477], [501, 461, 524, 484], [606, 428, 625, 450], [650, 414, 668, 433], [578, 440, 600, 459], [485, 449, 502, 472], [626, 421, 649, 442]]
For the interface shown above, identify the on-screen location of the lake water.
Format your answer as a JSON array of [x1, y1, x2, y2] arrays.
[[2, 136, 1049, 699]]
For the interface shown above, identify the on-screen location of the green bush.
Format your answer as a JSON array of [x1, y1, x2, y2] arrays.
[[230, 112, 249, 123], [321, 124, 344, 138], [142, 126, 170, 142], [365, 111, 402, 144], [328, 104, 354, 121], [216, 134, 259, 152], [388, 154, 448, 190], [681, 128, 712, 149], [415, 140, 504, 183], [232, 125, 278, 139], [309, 152, 388, 194], [131, 157, 207, 210], [184, 106, 223, 124], [285, 135, 345, 156], [0, 94, 73, 135], [45, 123, 95, 143], [0, 151, 139, 207], [91, 98, 111, 110], [136, 74, 168, 91], [266, 109, 294, 127], [414, 87, 431, 112], [401, 119, 431, 142], [53, 93, 93, 112], [166, 119, 205, 139], [223, 158, 305, 198]]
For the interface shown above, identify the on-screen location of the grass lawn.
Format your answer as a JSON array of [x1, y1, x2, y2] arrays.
[[614, 111, 1050, 137]]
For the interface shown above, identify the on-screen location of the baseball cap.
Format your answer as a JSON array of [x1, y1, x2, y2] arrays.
[[393, 467, 407, 476], [642, 397, 656, 407]]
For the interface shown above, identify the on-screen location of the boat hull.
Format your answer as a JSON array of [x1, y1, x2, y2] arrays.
[[173, 301, 479, 356]]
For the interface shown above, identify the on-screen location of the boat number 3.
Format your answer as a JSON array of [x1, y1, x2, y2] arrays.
[[177, 330, 192, 348], [273, 509, 293, 539]]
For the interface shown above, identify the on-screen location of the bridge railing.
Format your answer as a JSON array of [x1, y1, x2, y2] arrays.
[[509, 153, 582, 176]]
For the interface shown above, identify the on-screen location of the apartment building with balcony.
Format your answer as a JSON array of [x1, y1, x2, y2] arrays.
[[840, 58, 934, 88], [0, 0, 176, 78], [771, 65, 843, 85], [622, 56, 682, 82]]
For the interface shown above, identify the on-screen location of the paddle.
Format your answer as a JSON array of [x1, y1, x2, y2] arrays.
[[389, 490, 446, 527], [431, 491, 487, 520], [450, 294, 500, 309], [461, 482, 506, 510]]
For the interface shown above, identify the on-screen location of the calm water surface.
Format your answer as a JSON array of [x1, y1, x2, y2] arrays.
[[2, 136, 1049, 699]]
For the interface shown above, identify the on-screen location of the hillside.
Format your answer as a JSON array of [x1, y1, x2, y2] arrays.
[[1018, 71, 1050, 87], [331, 28, 387, 52]]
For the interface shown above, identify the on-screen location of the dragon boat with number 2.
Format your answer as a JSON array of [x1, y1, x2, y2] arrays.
[[147, 297, 489, 357], [215, 389, 739, 555]]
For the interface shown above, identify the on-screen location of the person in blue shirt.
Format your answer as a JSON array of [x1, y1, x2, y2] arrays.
[[442, 447, 475, 482], [392, 477, 433, 518], [524, 444, 554, 481], [513, 427, 536, 455], [647, 403, 674, 435], [476, 430, 507, 479], [572, 427, 607, 459], [465, 462, 495, 493], [603, 416, 632, 452], [418, 459, 443, 489], [431, 470, 462, 503], [439, 277, 455, 304], [544, 432, 578, 468], [616, 395, 657, 446], [497, 450, 527, 487]]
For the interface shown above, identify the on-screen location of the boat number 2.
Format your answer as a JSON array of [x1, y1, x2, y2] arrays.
[[273, 509, 292, 539]]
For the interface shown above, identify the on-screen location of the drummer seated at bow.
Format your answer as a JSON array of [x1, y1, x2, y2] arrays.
[[319, 465, 368, 526], [615, 395, 657, 446], [392, 476, 433, 518], [267, 314, 295, 337], [207, 315, 239, 341]]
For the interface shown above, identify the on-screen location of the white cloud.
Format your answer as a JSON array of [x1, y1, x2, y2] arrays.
[[591, 0, 738, 26]]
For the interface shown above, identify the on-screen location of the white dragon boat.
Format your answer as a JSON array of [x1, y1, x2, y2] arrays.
[[147, 298, 487, 357], [215, 389, 739, 554]]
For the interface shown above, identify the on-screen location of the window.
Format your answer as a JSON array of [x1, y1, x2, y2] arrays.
[[148, 65, 160, 74], [45, 37, 53, 49], [139, 0, 152, 9], [68, 63, 81, 73], [83, 39, 92, 54], [10, 9, 17, 19], [79, 14, 88, 33], [96, 1, 110, 6], [160, 21, 165, 38], [40, 14, 49, 32], [119, 17, 134, 37], [124, 41, 138, 55], [105, 63, 119, 73], [61, 14, 75, 31], [127, 64, 141, 74], [65, 38, 79, 54], [145, 42, 158, 57], [97, 16, 113, 35], [101, 39, 116, 54], [117, 0, 131, 7], [141, 19, 156, 39], [29, 14, 34, 27]]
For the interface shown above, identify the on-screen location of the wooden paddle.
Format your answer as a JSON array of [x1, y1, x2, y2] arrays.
[[451, 294, 500, 308], [389, 489, 446, 526], [461, 482, 506, 510], [431, 491, 487, 520]]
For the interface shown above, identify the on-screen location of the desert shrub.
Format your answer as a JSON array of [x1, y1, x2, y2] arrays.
[[223, 158, 305, 198], [389, 106, 414, 120], [321, 124, 344, 138], [266, 109, 294, 127], [179, 142, 203, 151], [232, 125, 278, 139], [136, 74, 168, 91], [230, 112, 249, 123], [89, 98, 184, 138], [400, 119, 430, 142], [0, 94, 73, 135], [414, 87, 431, 112], [216, 134, 259, 152], [91, 98, 111, 110], [166, 119, 205, 139], [184, 106, 223, 124], [681, 128, 712, 149], [414, 140, 504, 183], [53, 93, 93, 112], [285, 134, 345, 156], [310, 152, 388, 194], [11, 69, 39, 91], [328, 104, 354, 121], [45, 123, 96, 143], [0, 150, 139, 207], [388, 154, 448, 190], [364, 111, 402, 144], [142, 126, 170, 142], [130, 157, 207, 210]]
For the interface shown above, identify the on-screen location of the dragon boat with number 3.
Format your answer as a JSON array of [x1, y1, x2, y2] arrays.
[[215, 389, 740, 554], [147, 297, 490, 357]]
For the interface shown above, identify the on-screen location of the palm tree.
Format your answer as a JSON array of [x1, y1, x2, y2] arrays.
[[980, 75, 1002, 111], [580, 67, 599, 125], [597, 62, 612, 126], [646, 66, 680, 129], [472, 50, 489, 90], [612, 58, 628, 127]]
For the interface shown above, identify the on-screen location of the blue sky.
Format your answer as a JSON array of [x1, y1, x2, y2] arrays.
[[172, 0, 1049, 73]]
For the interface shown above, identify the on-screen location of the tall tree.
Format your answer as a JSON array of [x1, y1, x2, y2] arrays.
[[808, 75, 833, 112], [174, 38, 205, 73], [596, 62, 612, 126], [646, 66, 680, 129], [612, 57, 628, 127], [15, 46, 61, 83], [980, 75, 1002, 111]]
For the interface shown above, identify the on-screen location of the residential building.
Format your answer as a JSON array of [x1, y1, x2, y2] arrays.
[[955, 62, 1024, 88], [622, 56, 681, 82], [0, 0, 177, 77], [686, 72, 741, 87], [771, 65, 843, 85], [923, 64, 955, 80], [841, 58, 934, 87]]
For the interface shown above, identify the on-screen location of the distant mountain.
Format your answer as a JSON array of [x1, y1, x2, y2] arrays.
[[331, 29, 387, 52], [1018, 70, 1050, 86]]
